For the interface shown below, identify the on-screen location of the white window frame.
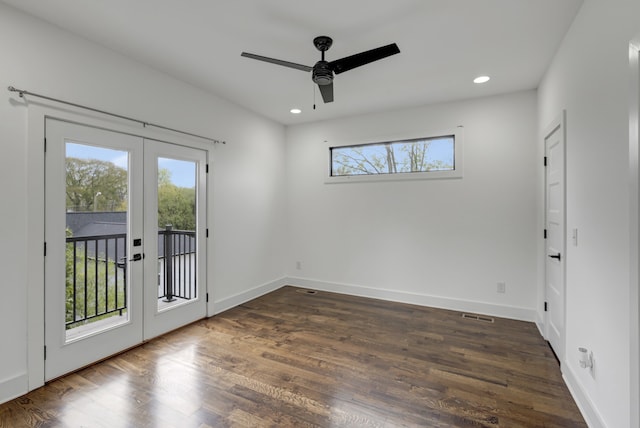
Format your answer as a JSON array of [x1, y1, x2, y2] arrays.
[[325, 127, 463, 184]]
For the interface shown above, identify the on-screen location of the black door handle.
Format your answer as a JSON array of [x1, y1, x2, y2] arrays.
[[548, 253, 561, 261], [130, 253, 143, 262]]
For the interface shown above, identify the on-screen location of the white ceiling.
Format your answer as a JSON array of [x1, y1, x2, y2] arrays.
[[3, 0, 583, 126]]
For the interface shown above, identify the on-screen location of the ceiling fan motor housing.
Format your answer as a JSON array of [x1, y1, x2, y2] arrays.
[[312, 61, 333, 85]]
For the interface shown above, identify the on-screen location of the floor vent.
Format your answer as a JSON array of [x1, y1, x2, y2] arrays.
[[296, 289, 318, 295], [461, 313, 495, 323]]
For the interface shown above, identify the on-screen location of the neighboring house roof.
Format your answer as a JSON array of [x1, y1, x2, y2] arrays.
[[67, 211, 126, 237], [75, 221, 126, 238]]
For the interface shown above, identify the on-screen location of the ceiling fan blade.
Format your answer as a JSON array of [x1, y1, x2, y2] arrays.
[[318, 82, 334, 103], [241, 52, 313, 72], [329, 43, 400, 75]]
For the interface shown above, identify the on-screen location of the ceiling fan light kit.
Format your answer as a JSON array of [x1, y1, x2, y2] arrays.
[[241, 36, 400, 104]]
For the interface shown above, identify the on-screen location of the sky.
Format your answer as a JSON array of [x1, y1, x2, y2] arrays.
[[66, 143, 196, 188]]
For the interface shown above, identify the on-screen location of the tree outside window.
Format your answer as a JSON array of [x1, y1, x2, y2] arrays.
[[330, 135, 455, 177]]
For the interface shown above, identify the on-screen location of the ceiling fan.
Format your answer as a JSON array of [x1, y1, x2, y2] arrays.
[[241, 36, 400, 103]]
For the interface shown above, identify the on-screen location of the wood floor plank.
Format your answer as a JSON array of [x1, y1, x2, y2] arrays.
[[0, 286, 586, 427]]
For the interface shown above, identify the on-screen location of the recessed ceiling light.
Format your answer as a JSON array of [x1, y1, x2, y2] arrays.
[[474, 76, 491, 84], [290, 108, 302, 114]]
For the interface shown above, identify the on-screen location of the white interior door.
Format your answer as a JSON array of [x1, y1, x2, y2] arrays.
[[545, 116, 566, 362], [142, 140, 207, 340], [45, 119, 144, 380], [45, 120, 207, 380]]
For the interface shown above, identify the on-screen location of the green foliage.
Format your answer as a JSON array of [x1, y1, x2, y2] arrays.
[[157, 169, 196, 231], [65, 158, 196, 231], [66, 157, 128, 211]]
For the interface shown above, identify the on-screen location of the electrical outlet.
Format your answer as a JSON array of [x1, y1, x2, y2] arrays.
[[497, 282, 506, 293], [296, 261, 302, 270]]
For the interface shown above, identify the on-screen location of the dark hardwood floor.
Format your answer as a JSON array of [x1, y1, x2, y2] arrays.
[[0, 286, 586, 427]]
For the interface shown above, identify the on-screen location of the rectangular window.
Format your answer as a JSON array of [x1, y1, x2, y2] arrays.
[[328, 129, 462, 182]]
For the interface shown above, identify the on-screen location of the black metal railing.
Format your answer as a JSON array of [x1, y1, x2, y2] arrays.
[[158, 225, 197, 302], [65, 226, 197, 329], [65, 233, 128, 328]]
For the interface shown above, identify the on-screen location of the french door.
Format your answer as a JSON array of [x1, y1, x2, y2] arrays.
[[44, 119, 207, 381], [544, 115, 566, 362]]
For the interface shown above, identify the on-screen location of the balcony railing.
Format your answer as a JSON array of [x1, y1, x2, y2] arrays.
[[65, 226, 196, 329], [65, 233, 127, 329], [158, 226, 197, 302]]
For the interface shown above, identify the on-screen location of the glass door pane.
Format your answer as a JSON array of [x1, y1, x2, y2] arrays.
[[65, 143, 130, 341], [156, 158, 197, 310]]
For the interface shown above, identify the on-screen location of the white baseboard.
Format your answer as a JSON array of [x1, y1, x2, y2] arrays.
[[210, 276, 288, 315], [563, 366, 607, 428], [285, 276, 536, 322], [0, 373, 28, 405], [535, 310, 546, 339]]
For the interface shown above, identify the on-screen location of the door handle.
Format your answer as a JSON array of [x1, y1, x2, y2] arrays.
[[548, 253, 561, 261], [130, 253, 144, 262]]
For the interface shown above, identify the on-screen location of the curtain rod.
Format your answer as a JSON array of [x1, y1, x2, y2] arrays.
[[7, 86, 226, 145]]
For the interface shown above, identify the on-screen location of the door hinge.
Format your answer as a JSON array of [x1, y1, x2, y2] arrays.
[[44, 242, 47, 256], [206, 229, 209, 238], [44, 345, 47, 360], [206, 293, 209, 303], [544, 229, 547, 239], [44, 138, 47, 152], [544, 301, 548, 312], [543, 156, 547, 167], [206, 164, 209, 173]]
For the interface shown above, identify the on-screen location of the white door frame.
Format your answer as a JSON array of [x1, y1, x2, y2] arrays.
[[628, 35, 640, 428], [543, 111, 567, 363], [26, 104, 214, 391]]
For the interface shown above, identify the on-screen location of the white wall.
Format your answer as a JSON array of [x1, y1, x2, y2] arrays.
[[538, 0, 640, 426], [285, 90, 539, 321], [0, 3, 287, 403]]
